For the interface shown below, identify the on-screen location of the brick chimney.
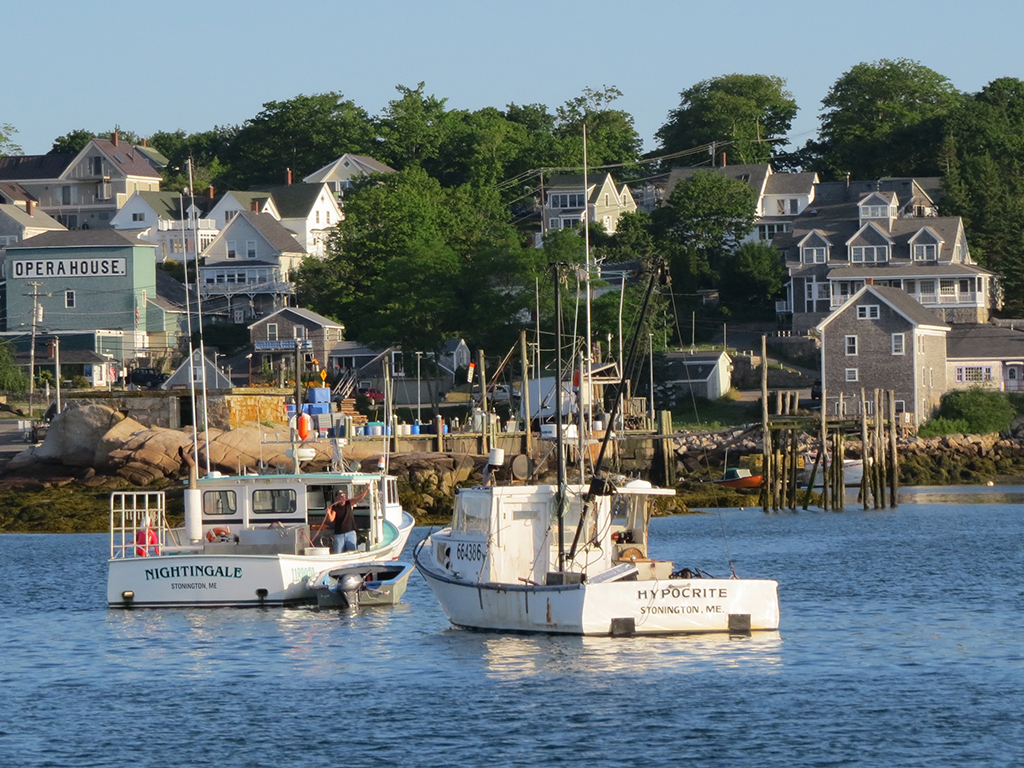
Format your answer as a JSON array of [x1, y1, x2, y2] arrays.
[[141, 138, 147, 147], [26, 199, 34, 216], [865, 278, 874, 285], [208, 185, 215, 199], [112, 131, 119, 147], [286, 168, 292, 185]]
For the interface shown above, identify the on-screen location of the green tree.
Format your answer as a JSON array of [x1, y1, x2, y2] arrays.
[[228, 93, 374, 186], [719, 241, 785, 316], [49, 129, 95, 155], [376, 83, 459, 171], [151, 126, 237, 193], [0, 123, 21, 156], [652, 170, 757, 290], [0, 340, 27, 392], [655, 74, 798, 165], [940, 78, 1024, 312], [554, 86, 642, 171], [806, 58, 961, 179]]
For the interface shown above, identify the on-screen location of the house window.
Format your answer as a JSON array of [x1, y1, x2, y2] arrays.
[[864, 400, 874, 415], [294, 326, 307, 339], [315, 211, 320, 224], [757, 223, 791, 240], [97, 182, 112, 201], [131, 212, 144, 222], [777, 199, 786, 215], [92, 156, 103, 175], [233, 309, 245, 324], [549, 218, 559, 230], [267, 323, 278, 341], [225, 211, 232, 224], [818, 284, 831, 300], [917, 335, 925, 354], [227, 241, 237, 259], [65, 291, 75, 309], [955, 366, 993, 383], [857, 305, 880, 319], [940, 279, 956, 297], [845, 368, 859, 382], [802, 247, 826, 263], [892, 333, 905, 355], [246, 240, 257, 259], [805, 282, 815, 302], [851, 245, 889, 263], [845, 335, 858, 356], [326, 211, 331, 225], [789, 199, 799, 214], [913, 243, 937, 261], [861, 205, 893, 218], [60, 186, 74, 205], [894, 400, 906, 413], [549, 193, 586, 209]]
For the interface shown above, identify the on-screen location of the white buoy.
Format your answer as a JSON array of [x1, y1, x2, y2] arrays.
[[489, 447, 505, 466]]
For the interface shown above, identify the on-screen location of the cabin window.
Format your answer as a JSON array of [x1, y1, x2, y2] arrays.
[[454, 494, 490, 534], [252, 489, 297, 515], [203, 490, 237, 517]]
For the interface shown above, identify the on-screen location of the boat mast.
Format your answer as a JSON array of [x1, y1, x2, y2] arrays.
[[178, 194, 201, 472], [581, 124, 592, 484], [188, 159, 212, 475], [554, 263, 566, 572]]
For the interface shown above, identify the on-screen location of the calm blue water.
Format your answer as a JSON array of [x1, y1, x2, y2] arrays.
[[1, 494, 1023, 768]]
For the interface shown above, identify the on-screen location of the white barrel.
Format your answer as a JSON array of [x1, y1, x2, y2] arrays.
[[489, 447, 505, 466]]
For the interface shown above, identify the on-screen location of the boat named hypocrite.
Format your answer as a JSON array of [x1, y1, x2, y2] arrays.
[[415, 480, 780, 636], [415, 259, 779, 637], [107, 462, 415, 608]]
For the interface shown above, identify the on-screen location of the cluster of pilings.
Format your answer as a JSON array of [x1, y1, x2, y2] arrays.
[[756, 337, 901, 513]]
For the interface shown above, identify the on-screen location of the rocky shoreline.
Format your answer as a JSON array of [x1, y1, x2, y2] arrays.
[[2, 405, 1023, 533]]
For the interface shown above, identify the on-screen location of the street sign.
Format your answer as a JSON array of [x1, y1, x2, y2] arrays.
[[320, 369, 327, 382]]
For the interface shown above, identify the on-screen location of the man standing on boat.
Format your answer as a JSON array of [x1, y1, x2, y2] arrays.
[[326, 486, 368, 553]]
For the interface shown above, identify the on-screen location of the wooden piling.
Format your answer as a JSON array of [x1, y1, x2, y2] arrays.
[[888, 390, 899, 508]]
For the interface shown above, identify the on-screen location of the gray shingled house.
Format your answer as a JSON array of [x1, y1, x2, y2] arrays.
[[817, 285, 949, 426], [775, 178, 995, 333]]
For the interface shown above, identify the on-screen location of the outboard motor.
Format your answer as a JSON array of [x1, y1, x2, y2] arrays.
[[334, 573, 364, 608]]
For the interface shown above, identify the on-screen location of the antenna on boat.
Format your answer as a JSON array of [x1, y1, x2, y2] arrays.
[[188, 158, 212, 476], [553, 262, 567, 572], [178, 191, 201, 473]]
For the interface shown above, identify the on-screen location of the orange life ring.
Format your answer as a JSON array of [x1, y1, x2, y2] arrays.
[[206, 526, 231, 542], [135, 528, 160, 557]]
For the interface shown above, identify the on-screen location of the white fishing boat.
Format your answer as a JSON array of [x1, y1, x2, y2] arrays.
[[308, 560, 415, 609], [415, 480, 780, 636], [107, 469, 414, 608], [415, 256, 779, 636]]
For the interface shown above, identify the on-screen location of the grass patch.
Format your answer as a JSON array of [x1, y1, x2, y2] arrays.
[[671, 396, 759, 430]]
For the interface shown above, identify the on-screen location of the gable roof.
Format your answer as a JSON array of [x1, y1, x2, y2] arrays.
[[0, 182, 37, 204], [238, 211, 306, 254], [0, 204, 63, 230], [764, 171, 817, 196], [161, 350, 233, 390], [250, 306, 342, 329], [135, 191, 195, 221], [7, 229, 156, 250], [303, 154, 395, 183], [817, 285, 950, 332], [663, 164, 771, 201], [81, 139, 163, 179], [253, 183, 330, 219], [0, 154, 72, 181]]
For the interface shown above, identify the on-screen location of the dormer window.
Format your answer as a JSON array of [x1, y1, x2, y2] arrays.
[[802, 247, 827, 263], [851, 245, 888, 263], [861, 204, 895, 219], [913, 243, 937, 261]]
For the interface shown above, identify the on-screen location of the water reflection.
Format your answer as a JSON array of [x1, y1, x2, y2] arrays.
[[477, 631, 783, 679], [899, 485, 1024, 505]]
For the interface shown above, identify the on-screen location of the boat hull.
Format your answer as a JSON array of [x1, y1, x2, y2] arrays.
[[416, 552, 780, 636], [712, 476, 763, 489], [108, 518, 413, 608]]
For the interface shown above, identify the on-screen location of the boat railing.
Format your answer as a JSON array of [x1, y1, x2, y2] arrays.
[[110, 491, 167, 559]]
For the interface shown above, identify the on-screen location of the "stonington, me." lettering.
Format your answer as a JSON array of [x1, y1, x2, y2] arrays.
[[145, 565, 243, 581]]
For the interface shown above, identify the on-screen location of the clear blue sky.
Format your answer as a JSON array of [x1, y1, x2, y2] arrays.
[[4, 0, 1021, 158]]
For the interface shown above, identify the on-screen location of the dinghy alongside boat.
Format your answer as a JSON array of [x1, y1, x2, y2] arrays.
[[308, 561, 415, 608]]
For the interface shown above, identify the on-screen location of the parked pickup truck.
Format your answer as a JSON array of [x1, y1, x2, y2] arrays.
[[473, 384, 521, 404]]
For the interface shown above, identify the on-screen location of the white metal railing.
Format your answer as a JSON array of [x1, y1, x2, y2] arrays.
[[201, 281, 294, 296], [158, 219, 216, 230], [830, 294, 853, 309], [775, 300, 792, 313], [908, 291, 980, 307], [110, 491, 167, 559]]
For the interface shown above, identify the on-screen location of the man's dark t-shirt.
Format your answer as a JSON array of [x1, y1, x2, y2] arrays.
[[331, 501, 356, 535]]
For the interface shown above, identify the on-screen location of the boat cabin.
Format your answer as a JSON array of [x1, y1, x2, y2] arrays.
[[442, 481, 671, 586], [193, 472, 402, 553]]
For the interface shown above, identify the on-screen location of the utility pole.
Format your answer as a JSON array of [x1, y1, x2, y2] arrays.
[[54, 336, 61, 414], [26, 282, 46, 421]]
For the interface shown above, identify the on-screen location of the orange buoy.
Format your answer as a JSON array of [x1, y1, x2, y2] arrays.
[[297, 411, 312, 440]]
